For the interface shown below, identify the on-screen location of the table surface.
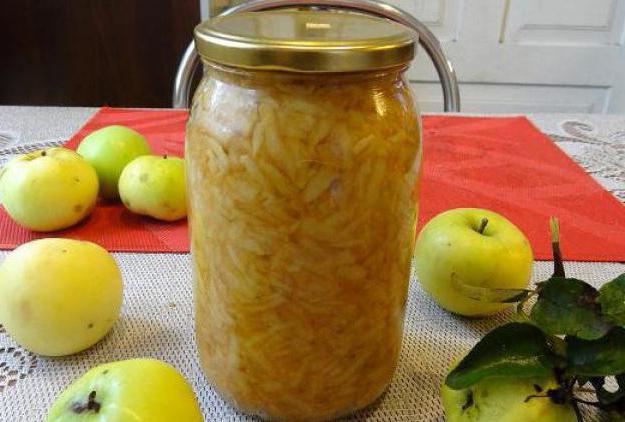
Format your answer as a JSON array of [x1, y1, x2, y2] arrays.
[[0, 106, 624, 422]]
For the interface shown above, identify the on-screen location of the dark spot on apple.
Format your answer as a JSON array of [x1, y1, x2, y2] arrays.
[[533, 384, 543, 393], [61, 249, 67, 253], [447, 242, 452, 247], [163, 154, 168, 159], [102, 370, 109, 375], [74, 204, 84, 213], [462, 390, 474, 411], [74, 177, 80, 183], [71, 390, 101, 414], [87, 323, 94, 329], [140, 173, 149, 183], [20, 301, 32, 319], [41, 150, 47, 157]]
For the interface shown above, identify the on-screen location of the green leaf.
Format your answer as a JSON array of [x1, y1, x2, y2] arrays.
[[566, 328, 625, 376], [547, 334, 567, 358], [445, 323, 556, 390], [530, 277, 612, 340], [599, 274, 625, 326]]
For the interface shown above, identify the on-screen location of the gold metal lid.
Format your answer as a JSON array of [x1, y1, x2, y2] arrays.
[[194, 10, 416, 73]]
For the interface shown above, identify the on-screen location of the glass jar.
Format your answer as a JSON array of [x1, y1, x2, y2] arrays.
[[187, 10, 421, 421]]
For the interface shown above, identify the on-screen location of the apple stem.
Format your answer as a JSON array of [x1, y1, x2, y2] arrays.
[[550, 217, 565, 278], [71, 390, 101, 414], [477, 218, 489, 235]]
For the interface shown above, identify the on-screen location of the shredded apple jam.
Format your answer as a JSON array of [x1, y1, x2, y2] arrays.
[[186, 64, 421, 421]]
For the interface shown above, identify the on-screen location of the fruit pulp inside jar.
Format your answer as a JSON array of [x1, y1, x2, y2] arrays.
[[186, 62, 422, 421]]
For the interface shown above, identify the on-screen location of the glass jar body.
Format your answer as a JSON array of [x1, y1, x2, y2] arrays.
[[187, 62, 421, 421]]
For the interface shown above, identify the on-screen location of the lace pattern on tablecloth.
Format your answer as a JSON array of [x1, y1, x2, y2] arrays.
[[0, 339, 38, 394], [548, 120, 625, 202]]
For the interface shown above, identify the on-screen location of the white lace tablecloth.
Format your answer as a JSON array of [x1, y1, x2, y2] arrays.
[[0, 107, 623, 422]]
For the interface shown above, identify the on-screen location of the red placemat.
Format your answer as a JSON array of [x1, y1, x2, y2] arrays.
[[0, 108, 189, 253], [1, 107, 624, 261], [421, 116, 625, 262]]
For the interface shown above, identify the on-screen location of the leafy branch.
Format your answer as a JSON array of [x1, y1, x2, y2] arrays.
[[444, 217, 625, 421]]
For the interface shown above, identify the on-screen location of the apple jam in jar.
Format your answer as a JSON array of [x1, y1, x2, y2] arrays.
[[187, 10, 422, 421]]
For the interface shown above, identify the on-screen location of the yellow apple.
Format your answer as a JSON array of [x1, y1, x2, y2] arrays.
[[442, 374, 576, 421], [415, 208, 533, 316], [0, 238, 122, 356], [46, 359, 204, 422], [77, 125, 152, 199], [118, 155, 187, 221], [0, 147, 98, 232]]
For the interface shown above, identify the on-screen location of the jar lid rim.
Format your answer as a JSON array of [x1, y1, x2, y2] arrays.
[[194, 10, 416, 73]]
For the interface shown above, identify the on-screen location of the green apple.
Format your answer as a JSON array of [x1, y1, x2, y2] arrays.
[[118, 155, 187, 221], [0, 147, 98, 232], [442, 374, 576, 421], [46, 358, 204, 422], [0, 238, 122, 356], [77, 125, 152, 199], [415, 208, 533, 316]]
